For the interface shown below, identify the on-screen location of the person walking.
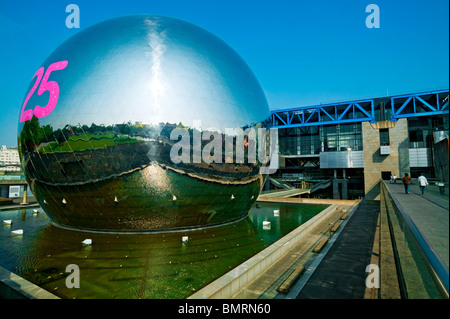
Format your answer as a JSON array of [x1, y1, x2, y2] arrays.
[[418, 173, 429, 195], [402, 173, 411, 194], [438, 181, 445, 195]]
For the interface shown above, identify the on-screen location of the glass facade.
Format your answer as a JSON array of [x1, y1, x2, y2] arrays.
[[408, 115, 448, 149], [279, 123, 362, 155], [407, 114, 449, 178]]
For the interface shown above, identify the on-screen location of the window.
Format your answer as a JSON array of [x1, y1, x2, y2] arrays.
[[409, 130, 423, 142], [379, 129, 390, 146]]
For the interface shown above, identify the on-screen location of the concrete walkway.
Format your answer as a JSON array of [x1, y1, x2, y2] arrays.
[[385, 182, 449, 270], [295, 201, 380, 299], [231, 202, 354, 299], [259, 188, 312, 198]]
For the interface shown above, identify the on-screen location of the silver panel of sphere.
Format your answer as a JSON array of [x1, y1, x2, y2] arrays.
[[17, 15, 271, 232]]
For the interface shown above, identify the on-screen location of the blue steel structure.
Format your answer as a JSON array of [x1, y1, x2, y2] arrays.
[[390, 90, 449, 120], [271, 89, 449, 129]]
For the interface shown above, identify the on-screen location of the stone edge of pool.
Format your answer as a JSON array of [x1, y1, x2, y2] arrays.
[[188, 198, 360, 299], [0, 265, 60, 299]]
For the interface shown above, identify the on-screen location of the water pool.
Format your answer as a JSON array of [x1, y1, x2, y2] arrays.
[[0, 201, 328, 298]]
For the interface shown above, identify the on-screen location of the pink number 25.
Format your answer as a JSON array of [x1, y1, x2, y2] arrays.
[[20, 60, 68, 123]]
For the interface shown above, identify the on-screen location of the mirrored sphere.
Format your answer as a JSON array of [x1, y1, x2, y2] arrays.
[[17, 15, 271, 232]]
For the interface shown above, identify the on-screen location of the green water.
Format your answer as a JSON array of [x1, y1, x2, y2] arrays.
[[0, 201, 328, 299]]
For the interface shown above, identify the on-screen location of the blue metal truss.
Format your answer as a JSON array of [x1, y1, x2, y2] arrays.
[[271, 99, 376, 129], [270, 89, 449, 129], [390, 89, 449, 120]]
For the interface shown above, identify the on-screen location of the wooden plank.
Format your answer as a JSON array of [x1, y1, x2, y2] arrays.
[[330, 220, 342, 232], [278, 265, 305, 294], [313, 237, 328, 253]]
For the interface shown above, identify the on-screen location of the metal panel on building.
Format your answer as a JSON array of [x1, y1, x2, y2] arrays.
[[433, 131, 449, 144], [409, 148, 431, 167], [380, 145, 391, 155], [320, 151, 364, 168]]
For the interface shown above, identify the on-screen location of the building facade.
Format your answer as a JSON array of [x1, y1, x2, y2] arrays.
[[0, 145, 21, 172], [272, 90, 449, 200]]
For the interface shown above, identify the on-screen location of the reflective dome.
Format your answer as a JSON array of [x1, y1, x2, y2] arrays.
[[17, 15, 271, 232]]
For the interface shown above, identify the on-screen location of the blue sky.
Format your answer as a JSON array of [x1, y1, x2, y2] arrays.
[[0, 0, 448, 147]]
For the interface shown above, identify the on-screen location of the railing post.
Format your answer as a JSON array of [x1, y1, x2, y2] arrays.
[[20, 184, 28, 205]]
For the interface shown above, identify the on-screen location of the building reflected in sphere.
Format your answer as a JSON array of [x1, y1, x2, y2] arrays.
[[17, 15, 271, 232]]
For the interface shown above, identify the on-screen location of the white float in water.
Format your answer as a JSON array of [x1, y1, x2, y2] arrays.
[[263, 221, 271, 230], [62, 198, 67, 204], [231, 194, 235, 200], [182, 236, 189, 243], [273, 209, 280, 216], [33, 209, 39, 215], [173, 195, 177, 201], [82, 239, 92, 245], [3, 220, 13, 225], [11, 229, 23, 236]]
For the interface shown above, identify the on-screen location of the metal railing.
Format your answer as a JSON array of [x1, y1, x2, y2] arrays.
[[381, 180, 449, 298]]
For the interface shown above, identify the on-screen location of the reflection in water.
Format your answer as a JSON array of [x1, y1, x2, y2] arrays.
[[17, 15, 272, 231], [0, 202, 328, 299]]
